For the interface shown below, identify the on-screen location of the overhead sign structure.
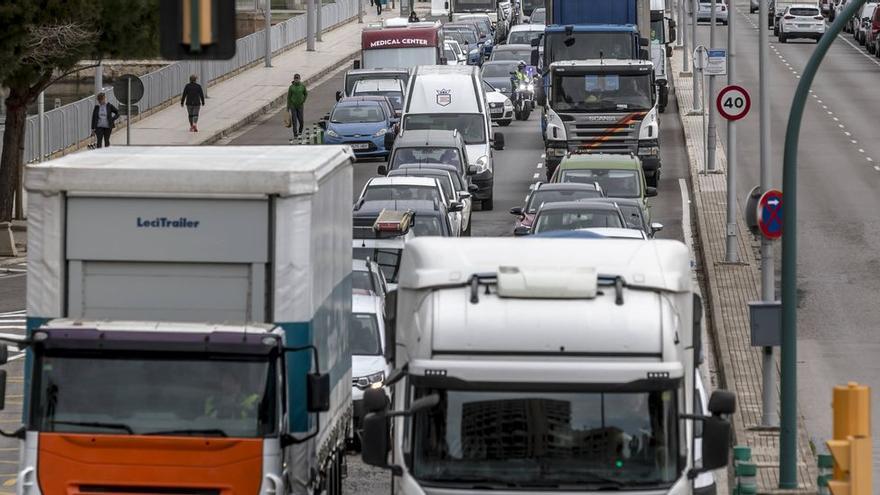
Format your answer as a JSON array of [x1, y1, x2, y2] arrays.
[[706, 48, 727, 76], [757, 189, 783, 240], [717, 85, 751, 121]]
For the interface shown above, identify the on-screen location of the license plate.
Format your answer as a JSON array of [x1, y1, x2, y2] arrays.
[[798, 23, 810, 27], [350, 143, 370, 150]]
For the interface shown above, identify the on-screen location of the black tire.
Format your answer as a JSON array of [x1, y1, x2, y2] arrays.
[[659, 104, 666, 113], [463, 220, 472, 236], [774, 26, 779, 36], [647, 169, 660, 188], [779, 33, 786, 42], [521, 108, 531, 120], [514, 109, 522, 121], [481, 196, 494, 211], [498, 119, 512, 127]]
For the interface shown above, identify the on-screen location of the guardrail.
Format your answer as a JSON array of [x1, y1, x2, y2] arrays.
[[4, 0, 358, 163]]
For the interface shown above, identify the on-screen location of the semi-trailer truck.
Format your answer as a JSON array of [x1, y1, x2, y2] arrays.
[[7, 146, 354, 495], [359, 237, 735, 495], [539, 59, 662, 185], [650, 0, 677, 112]]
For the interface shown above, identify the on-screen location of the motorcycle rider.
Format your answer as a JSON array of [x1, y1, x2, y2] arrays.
[[510, 61, 529, 92]]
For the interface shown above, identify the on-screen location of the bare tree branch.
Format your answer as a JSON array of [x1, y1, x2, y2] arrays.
[[22, 23, 100, 71]]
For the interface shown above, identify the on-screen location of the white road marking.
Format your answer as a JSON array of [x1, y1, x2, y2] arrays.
[[532, 172, 540, 179], [852, 140, 858, 144], [859, 149, 865, 153], [845, 131, 852, 136], [833, 117, 839, 121], [839, 124, 845, 128], [874, 165, 880, 171], [867, 157, 874, 162], [536, 163, 542, 169]]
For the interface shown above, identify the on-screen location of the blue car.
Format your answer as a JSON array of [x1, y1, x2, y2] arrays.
[[323, 98, 396, 159]]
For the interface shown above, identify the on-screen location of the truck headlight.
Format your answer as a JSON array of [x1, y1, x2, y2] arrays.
[[639, 145, 660, 156], [326, 129, 339, 138], [475, 155, 489, 173], [374, 127, 388, 137]]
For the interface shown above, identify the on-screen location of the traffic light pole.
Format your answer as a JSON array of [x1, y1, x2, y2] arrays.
[[778, 0, 865, 487]]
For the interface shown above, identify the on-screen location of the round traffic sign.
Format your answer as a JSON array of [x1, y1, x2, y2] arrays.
[[757, 189, 783, 240], [716, 85, 751, 121], [113, 74, 144, 104]]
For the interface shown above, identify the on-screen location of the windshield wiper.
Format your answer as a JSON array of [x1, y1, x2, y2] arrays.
[[144, 428, 229, 437], [49, 420, 134, 434]]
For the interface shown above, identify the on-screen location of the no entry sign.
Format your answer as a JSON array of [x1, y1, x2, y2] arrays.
[[717, 85, 751, 121], [757, 189, 783, 240]]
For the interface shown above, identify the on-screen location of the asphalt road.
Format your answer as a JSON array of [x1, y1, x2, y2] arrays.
[[693, 3, 880, 473], [231, 61, 693, 493]]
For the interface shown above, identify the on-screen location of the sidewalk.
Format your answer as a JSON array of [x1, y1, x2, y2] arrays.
[[669, 48, 817, 493], [110, 7, 399, 147]]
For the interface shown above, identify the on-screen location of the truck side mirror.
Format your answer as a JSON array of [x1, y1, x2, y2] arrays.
[[693, 293, 704, 364], [364, 387, 390, 414], [361, 413, 391, 468], [0, 345, 8, 366], [708, 389, 737, 415], [377, 165, 388, 175], [530, 48, 540, 67], [640, 48, 650, 60], [668, 23, 677, 43], [640, 37, 650, 47], [318, 120, 327, 130], [666, 45, 673, 58], [536, 83, 546, 106], [699, 416, 732, 471], [384, 290, 397, 363], [444, 1, 449, 8], [307, 372, 330, 412]]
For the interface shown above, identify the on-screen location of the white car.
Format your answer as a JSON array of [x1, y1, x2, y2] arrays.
[[351, 291, 391, 447], [697, 0, 729, 24], [778, 4, 826, 42], [855, 2, 878, 43], [444, 40, 466, 65], [387, 167, 474, 236], [352, 258, 389, 302], [506, 23, 545, 45], [357, 176, 464, 236], [482, 80, 515, 127]]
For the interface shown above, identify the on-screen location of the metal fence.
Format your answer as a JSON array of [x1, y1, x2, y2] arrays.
[[6, 0, 358, 164]]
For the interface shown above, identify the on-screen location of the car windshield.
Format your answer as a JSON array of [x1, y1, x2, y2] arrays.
[[531, 8, 546, 22], [394, 173, 455, 199], [352, 268, 384, 294], [362, 185, 441, 202], [618, 204, 647, 231], [404, 114, 486, 145], [789, 7, 819, 14], [482, 63, 517, 77], [492, 48, 532, 62], [553, 73, 653, 112], [353, 247, 403, 283], [345, 73, 408, 96], [526, 189, 604, 213], [534, 208, 623, 232], [354, 92, 402, 111], [508, 30, 542, 45], [32, 350, 276, 437], [331, 105, 384, 123], [351, 313, 382, 355], [412, 388, 680, 489], [545, 32, 634, 64], [559, 169, 641, 198], [448, 29, 478, 45], [391, 147, 463, 169], [413, 214, 446, 236]]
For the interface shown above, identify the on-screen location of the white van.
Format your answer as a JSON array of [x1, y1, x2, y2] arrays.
[[400, 65, 504, 210]]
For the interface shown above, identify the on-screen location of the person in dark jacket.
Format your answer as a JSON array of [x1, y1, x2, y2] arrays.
[[408, 11, 419, 22], [90, 92, 120, 148], [286, 74, 308, 143], [180, 74, 206, 132]]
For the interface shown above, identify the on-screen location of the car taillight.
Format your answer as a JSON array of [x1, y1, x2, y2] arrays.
[[814, 15, 824, 19], [784, 14, 795, 19]]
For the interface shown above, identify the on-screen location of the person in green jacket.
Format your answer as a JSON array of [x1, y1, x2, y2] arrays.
[[287, 74, 308, 143]]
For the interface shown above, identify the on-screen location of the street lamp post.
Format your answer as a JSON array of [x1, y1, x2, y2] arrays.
[[724, 0, 737, 262], [706, 0, 718, 171]]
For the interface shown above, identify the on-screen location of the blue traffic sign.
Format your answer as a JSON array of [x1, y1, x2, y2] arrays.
[[757, 189, 783, 240]]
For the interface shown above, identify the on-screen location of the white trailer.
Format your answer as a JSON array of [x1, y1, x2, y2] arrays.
[[13, 146, 354, 495], [360, 237, 735, 495]]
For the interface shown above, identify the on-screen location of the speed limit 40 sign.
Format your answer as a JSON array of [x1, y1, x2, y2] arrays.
[[717, 85, 751, 121]]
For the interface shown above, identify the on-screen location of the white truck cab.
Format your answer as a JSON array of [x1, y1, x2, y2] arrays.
[[360, 237, 736, 495]]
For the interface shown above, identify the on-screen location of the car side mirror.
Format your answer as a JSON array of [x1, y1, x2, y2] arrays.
[[509, 206, 524, 215], [493, 132, 505, 150], [307, 373, 330, 412], [651, 222, 664, 233], [645, 186, 658, 197], [361, 413, 391, 468], [377, 165, 388, 175], [459, 191, 471, 199], [513, 225, 531, 236], [530, 48, 540, 66], [449, 201, 463, 212], [467, 166, 479, 176], [335, 91, 342, 102], [318, 120, 327, 130]]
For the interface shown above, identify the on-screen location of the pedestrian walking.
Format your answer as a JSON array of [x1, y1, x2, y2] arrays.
[[408, 10, 419, 22], [90, 92, 120, 148], [180, 74, 205, 132], [376, 0, 383, 16], [286, 74, 308, 144]]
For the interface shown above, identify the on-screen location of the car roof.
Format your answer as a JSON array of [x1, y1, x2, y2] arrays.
[[558, 153, 642, 171], [388, 169, 454, 181], [492, 44, 532, 52], [396, 162, 461, 173], [786, 3, 819, 7], [336, 97, 386, 106], [353, 292, 383, 314], [367, 176, 440, 187], [536, 200, 620, 212], [482, 60, 519, 67], [347, 68, 409, 76], [509, 24, 546, 32], [535, 182, 602, 192], [394, 129, 464, 147], [602, 197, 643, 207], [354, 199, 443, 215], [580, 227, 648, 239]]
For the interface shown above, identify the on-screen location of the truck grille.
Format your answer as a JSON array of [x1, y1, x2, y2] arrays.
[[561, 112, 646, 154]]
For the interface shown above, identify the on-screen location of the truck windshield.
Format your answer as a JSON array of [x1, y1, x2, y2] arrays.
[[32, 350, 276, 438], [545, 32, 634, 63], [651, 19, 666, 43], [404, 114, 486, 145], [521, 0, 541, 15], [364, 47, 438, 70], [552, 73, 653, 112], [412, 388, 680, 489], [454, 0, 495, 12]]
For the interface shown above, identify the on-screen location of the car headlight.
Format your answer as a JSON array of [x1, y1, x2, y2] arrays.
[[504, 99, 514, 109], [326, 129, 339, 138], [475, 155, 489, 173], [354, 370, 385, 389], [374, 127, 388, 137]]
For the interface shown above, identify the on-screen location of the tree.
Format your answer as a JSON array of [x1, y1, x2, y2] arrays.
[[0, 0, 159, 222]]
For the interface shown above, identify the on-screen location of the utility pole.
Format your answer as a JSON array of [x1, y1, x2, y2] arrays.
[[676, 0, 684, 47], [691, 0, 703, 113], [95, 61, 104, 95], [200, 60, 208, 98], [706, 0, 718, 171], [37, 91, 45, 162], [265, 0, 273, 66], [681, 0, 690, 72], [307, 0, 316, 51], [724, 0, 737, 262], [317, 0, 323, 42], [358, 0, 363, 23], [759, 0, 777, 428]]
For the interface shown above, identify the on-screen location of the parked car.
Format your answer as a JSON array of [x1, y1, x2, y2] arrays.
[[778, 4, 826, 42], [323, 97, 397, 159], [698, 0, 729, 24], [510, 182, 605, 235]]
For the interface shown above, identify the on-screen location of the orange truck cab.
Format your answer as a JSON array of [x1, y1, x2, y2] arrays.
[[9, 146, 355, 495]]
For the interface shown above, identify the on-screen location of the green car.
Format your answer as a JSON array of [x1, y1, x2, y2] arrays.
[[549, 153, 657, 207]]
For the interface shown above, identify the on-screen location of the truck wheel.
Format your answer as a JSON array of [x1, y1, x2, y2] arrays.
[[648, 170, 660, 188], [521, 108, 531, 120], [481, 196, 494, 211]]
